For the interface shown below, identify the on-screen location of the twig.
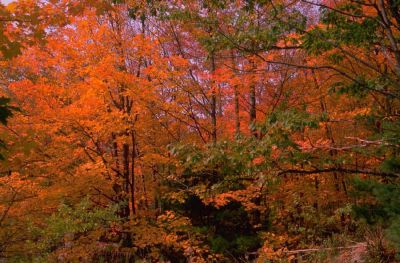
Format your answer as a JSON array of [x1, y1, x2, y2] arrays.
[[285, 243, 367, 254]]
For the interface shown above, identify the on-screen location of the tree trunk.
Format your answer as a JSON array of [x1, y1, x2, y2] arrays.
[[231, 51, 240, 137], [130, 131, 136, 216], [249, 61, 257, 137], [122, 143, 130, 217], [210, 51, 217, 144]]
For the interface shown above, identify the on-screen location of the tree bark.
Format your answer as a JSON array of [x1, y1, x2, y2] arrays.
[[249, 61, 257, 137], [210, 51, 217, 144], [231, 51, 240, 137]]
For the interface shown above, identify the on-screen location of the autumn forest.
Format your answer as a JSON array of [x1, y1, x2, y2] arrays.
[[0, 0, 399, 262]]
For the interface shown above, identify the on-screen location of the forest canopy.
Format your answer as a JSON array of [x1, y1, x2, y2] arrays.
[[0, 0, 399, 262]]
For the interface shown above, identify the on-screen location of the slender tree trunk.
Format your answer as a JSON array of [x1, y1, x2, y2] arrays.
[[210, 51, 217, 144], [140, 168, 149, 210], [235, 87, 240, 137], [122, 143, 130, 217], [249, 83, 256, 135], [314, 175, 319, 213], [111, 133, 127, 217], [249, 61, 257, 137], [130, 132, 136, 215], [218, 85, 223, 117], [231, 51, 240, 137]]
